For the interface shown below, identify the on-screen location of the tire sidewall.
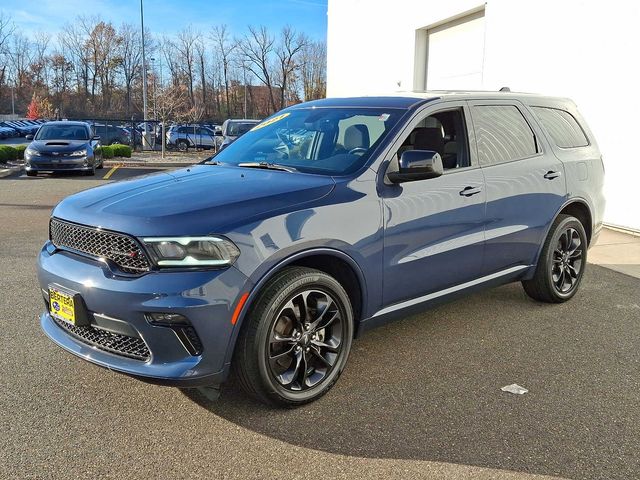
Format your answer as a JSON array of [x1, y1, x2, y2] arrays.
[[544, 216, 588, 301], [253, 271, 353, 405]]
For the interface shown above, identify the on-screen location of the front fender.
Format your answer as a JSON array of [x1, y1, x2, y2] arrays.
[[220, 246, 369, 369]]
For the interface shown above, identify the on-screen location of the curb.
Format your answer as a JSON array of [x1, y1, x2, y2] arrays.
[[0, 165, 24, 178]]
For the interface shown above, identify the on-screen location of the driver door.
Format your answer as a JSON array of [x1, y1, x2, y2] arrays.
[[380, 103, 487, 308]]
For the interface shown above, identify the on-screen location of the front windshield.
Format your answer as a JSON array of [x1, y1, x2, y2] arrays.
[[35, 124, 90, 141], [212, 108, 405, 175], [226, 122, 259, 136]]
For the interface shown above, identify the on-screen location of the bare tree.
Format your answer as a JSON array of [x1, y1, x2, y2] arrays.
[[31, 32, 51, 87], [210, 24, 236, 117], [160, 36, 180, 87], [0, 12, 15, 85], [58, 21, 90, 96], [118, 23, 142, 116], [156, 83, 188, 158], [176, 26, 196, 106], [299, 39, 326, 101], [239, 25, 277, 113], [194, 37, 207, 115], [9, 33, 33, 88], [274, 26, 307, 109]]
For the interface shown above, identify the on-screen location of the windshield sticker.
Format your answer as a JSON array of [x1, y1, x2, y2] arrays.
[[378, 113, 390, 121], [251, 112, 291, 131]]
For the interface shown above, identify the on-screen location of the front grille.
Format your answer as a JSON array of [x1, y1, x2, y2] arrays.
[[50, 218, 151, 274], [52, 316, 151, 361]]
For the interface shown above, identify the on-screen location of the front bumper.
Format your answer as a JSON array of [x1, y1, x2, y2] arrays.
[[37, 242, 252, 387], [26, 155, 94, 172]]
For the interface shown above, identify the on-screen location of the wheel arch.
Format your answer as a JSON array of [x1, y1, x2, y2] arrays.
[[222, 248, 368, 369], [530, 198, 594, 271]]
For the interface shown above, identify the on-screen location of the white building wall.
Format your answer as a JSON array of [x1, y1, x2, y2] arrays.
[[327, 0, 640, 231]]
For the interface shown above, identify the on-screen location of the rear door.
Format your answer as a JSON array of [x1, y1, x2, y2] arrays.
[[381, 102, 486, 307], [467, 100, 567, 275]]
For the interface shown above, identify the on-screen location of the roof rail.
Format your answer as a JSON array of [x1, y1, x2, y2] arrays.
[[499, 87, 511, 92]]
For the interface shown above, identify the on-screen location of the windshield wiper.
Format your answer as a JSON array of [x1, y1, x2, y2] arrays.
[[237, 162, 298, 172]]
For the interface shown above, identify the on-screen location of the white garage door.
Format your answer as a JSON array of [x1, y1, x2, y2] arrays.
[[426, 11, 486, 90]]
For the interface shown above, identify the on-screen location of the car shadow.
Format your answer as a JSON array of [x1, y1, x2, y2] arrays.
[[21, 171, 104, 181], [183, 266, 640, 479]]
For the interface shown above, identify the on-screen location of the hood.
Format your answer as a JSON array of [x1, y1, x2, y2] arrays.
[[30, 139, 90, 153], [52, 165, 336, 236]]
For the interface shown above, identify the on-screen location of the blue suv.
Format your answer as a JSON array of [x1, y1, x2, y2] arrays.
[[37, 92, 605, 406]]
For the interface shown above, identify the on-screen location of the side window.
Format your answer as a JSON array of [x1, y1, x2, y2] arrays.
[[395, 108, 471, 170], [531, 106, 589, 148], [473, 105, 538, 165]]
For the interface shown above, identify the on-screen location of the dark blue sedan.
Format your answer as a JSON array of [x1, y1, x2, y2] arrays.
[[25, 121, 103, 176]]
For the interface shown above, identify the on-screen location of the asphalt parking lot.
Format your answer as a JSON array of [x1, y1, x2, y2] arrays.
[[1, 169, 639, 480]]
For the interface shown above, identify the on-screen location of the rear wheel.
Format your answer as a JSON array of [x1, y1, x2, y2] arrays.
[[233, 267, 353, 407], [522, 214, 587, 303]]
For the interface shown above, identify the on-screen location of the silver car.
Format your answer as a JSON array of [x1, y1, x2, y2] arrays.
[[166, 125, 222, 151], [219, 119, 261, 150]]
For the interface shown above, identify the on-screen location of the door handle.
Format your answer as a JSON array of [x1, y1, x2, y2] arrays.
[[544, 170, 562, 180], [459, 186, 482, 197]]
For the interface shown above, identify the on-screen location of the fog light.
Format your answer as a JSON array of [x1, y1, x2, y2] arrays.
[[146, 312, 189, 326], [146, 312, 202, 355]]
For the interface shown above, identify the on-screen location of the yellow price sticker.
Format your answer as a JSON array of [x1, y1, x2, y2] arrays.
[[251, 112, 291, 131]]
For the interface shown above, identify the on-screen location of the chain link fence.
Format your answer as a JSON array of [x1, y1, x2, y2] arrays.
[[69, 118, 224, 153]]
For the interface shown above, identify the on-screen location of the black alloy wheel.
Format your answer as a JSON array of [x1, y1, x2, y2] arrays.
[[234, 267, 353, 407], [522, 214, 588, 303], [267, 289, 344, 392], [551, 227, 583, 295]]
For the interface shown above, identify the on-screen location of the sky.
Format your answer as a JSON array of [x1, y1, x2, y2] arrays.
[[2, 0, 328, 42]]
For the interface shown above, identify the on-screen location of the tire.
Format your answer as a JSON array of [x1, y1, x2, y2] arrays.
[[522, 214, 588, 303], [177, 140, 189, 152], [84, 164, 96, 176], [96, 159, 104, 169], [233, 267, 354, 407], [26, 171, 37, 177]]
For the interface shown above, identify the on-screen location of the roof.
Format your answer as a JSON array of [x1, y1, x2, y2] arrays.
[[291, 96, 432, 109], [293, 91, 573, 109], [43, 120, 91, 127]]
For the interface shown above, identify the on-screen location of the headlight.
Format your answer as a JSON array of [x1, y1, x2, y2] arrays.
[[25, 147, 39, 156], [71, 149, 87, 156], [142, 236, 240, 267]]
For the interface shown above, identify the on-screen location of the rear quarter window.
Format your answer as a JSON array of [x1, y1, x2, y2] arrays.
[[531, 106, 589, 148], [472, 105, 539, 165]]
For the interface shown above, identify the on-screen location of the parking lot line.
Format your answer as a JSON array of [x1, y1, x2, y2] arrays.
[[102, 165, 120, 180]]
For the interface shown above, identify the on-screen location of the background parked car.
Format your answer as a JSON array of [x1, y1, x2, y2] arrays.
[[166, 125, 222, 151], [92, 124, 136, 145], [219, 119, 261, 150]]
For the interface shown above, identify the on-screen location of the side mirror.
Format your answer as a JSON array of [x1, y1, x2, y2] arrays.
[[387, 150, 444, 183], [25, 134, 34, 140], [92, 135, 100, 141]]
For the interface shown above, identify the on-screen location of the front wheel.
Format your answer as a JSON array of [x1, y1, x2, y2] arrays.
[[233, 267, 353, 407], [177, 140, 189, 152], [522, 214, 588, 303]]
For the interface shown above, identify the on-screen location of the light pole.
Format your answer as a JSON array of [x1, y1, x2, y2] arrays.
[[140, 0, 150, 149], [10, 83, 15, 116], [149, 57, 157, 121], [242, 61, 247, 119]]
